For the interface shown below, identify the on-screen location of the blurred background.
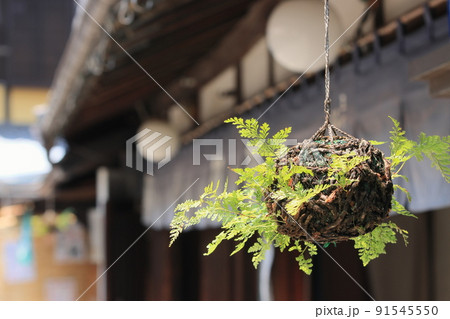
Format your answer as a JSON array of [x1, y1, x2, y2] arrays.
[[0, 0, 449, 301]]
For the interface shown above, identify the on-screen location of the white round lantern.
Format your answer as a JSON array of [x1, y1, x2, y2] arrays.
[[136, 120, 180, 163], [168, 104, 194, 134], [266, 0, 344, 73]]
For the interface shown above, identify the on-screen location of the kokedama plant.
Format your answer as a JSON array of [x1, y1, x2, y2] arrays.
[[169, 0, 450, 274], [169, 117, 449, 274]]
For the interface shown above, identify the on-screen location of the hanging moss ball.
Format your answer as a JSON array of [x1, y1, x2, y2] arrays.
[[265, 136, 394, 243]]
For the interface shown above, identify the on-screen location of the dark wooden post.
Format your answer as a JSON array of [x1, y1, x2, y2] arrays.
[[96, 167, 147, 300]]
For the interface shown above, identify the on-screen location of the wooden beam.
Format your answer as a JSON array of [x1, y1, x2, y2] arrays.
[[95, 17, 241, 93], [153, 0, 281, 111], [103, 3, 250, 87], [63, 11, 247, 136], [113, 0, 253, 56], [55, 183, 96, 203], [409, 42, 450, 80], [409, 41, 450, 99], [429, 71, 450, 98]]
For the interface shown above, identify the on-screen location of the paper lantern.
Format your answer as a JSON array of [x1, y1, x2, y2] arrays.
[[136, 120, 180, 163], [266, 0, 344, 73], [168, 105, 194, 134]]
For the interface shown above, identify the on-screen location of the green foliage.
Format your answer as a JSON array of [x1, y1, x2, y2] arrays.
[[328, 152, 369, 188], [388, 116, 450, 182], [288, 241, 318, 275], [280, 184, 331, 216], [224, 117, 291, 157], [391, 192, 417, 219], [169, 117, 450, 274], [368, 140, 386, 146], [388, 116, 416, 171], [414, 133, 450, 182], [352, 221, 408, 266]]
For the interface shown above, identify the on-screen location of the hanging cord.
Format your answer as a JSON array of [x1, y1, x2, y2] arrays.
[[311, 0, 355, 141], [323, 0, 331, 126]]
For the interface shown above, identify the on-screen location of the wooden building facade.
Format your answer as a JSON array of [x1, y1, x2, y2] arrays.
[[39, 0, 450, 300]]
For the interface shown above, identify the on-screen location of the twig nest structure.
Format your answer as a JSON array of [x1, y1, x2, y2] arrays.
[[265, 130, 394, 244]]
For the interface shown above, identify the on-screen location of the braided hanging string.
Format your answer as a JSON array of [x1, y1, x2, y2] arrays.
[[323, 0, 331, 126], [312, 0, 354, 140]]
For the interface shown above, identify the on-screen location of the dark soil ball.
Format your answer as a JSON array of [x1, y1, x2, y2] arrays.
[[265, 136, 393, 243]]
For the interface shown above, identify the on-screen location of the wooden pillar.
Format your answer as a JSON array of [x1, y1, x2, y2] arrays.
[[272, 249, 312, 300], [311, 241, 371, 301], [96, 167, 146, 300], [145, 230, 178, 300], [198, 229, 258, 300]]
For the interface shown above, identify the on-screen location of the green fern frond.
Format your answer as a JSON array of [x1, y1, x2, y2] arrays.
[[414, 133, 450, 182], [288, 241, 318, 275], [391, 196, 417, 219], [328, 153, 369, 188], [387, 117, 450, 181], [393, 184, 412, 202], [225, 117, 292, 157], [284, 184, 331, 216], [352, 221, 408, 266]]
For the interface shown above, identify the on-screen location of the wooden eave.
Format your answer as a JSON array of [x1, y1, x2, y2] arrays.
[[41, 0, 264, 147]]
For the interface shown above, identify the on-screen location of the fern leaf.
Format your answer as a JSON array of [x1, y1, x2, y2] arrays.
[[288, 241, 317, 275], [352, 221, 408, 266], [414, 133, 450, 182], [393, 184, 412, 202], [391, 196, 417, 219]]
